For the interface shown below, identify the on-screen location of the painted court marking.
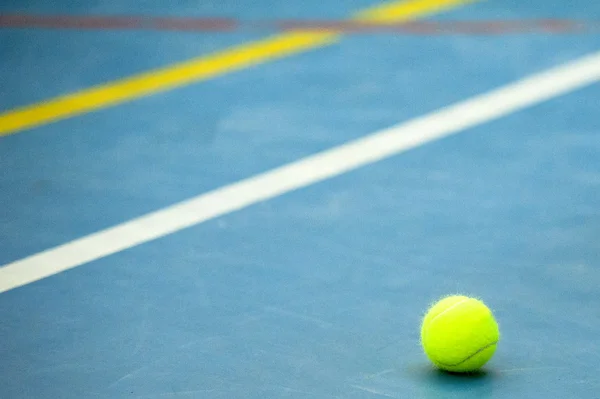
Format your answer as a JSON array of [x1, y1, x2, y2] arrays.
[[1, 50, 600, 294], [0, 0, 475, 137], [2, 15, 597, 35]]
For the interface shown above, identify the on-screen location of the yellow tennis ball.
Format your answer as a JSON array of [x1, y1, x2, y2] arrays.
[[420, 295, 500, 373]]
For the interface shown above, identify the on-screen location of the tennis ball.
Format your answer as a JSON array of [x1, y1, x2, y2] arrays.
[[420, 295, 499, 373]]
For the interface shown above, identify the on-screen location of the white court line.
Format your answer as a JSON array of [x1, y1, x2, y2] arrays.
[[1, 51, 600, 294]]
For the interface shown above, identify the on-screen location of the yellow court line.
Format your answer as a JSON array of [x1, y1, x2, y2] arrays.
[[0, 0, 476, 137]]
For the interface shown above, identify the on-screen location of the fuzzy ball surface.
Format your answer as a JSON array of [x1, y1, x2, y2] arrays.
[[421, 295, 500, 373]]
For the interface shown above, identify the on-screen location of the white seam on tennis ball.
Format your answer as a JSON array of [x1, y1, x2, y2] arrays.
[[422, 298, 470, 349], [428, 298, 470, 325], [434, 340, 498, 367]]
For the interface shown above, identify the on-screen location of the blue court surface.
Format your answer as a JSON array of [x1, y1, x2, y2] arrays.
[[1, 0, 599, 398]]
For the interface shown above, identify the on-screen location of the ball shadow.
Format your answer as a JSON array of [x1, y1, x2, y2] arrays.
[[409, 364, 496, 398]]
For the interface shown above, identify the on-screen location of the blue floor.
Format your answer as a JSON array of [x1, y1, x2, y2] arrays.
[[1, 0, 599, 398]]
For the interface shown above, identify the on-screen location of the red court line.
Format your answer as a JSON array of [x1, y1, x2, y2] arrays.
[[0, 14, 237, 31], [272, 19, 591, 34], [0, 14, 598, 34]]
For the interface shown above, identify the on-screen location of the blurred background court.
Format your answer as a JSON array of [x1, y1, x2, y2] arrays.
[[1, 0, 599, 398]]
